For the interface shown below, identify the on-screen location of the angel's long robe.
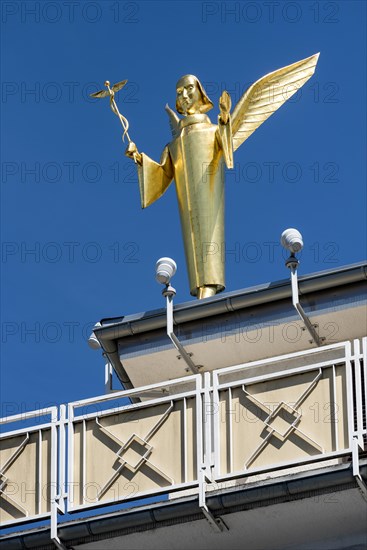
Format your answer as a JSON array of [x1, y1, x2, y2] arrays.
[[137, 113, 232, 297]]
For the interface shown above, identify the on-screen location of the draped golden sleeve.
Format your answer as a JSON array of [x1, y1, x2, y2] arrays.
[[137, 147, 173, 208]]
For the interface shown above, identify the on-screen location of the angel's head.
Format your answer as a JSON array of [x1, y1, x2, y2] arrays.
[[176, 75, 213, 115]]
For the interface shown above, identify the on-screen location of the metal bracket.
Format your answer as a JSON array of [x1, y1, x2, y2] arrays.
[[201, 505, 227, 532], [352, 436, 367, 502], [199, 467, 228, 533], [52, 537, 68, 550], [356, 476, 367, 503], [286, 256, 323, 347], [51, 498, 67, 549], [164, 285, 200, 374]]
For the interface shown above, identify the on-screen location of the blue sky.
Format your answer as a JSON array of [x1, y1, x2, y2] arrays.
[[1, 0, 366, 415]]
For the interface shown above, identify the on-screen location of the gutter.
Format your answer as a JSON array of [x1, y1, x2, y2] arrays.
[[90, 262, 367, 387], [1, 462, 366, 550]]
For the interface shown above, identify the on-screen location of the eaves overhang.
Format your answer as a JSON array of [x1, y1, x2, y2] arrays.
[[95, 262, 367, 338], [91, 262, 367, 388]]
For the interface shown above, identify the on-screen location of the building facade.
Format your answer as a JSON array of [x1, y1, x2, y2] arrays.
[[1, 262, 366, 549]]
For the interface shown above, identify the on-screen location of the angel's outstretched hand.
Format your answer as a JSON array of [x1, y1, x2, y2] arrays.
[[125, 141, 142, 165], [219, 91, 231, 124]]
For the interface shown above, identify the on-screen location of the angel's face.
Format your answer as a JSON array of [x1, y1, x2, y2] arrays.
[[176, 76, 203, 115]]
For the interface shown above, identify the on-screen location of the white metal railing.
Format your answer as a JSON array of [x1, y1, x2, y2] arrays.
[[212, 341, 354, 481], [67, 375, 203, 512], [351, 338, 367, 486], [0, 338, 366, 543], [0, 407, 59, 527]]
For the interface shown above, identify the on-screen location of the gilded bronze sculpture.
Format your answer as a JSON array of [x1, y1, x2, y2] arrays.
[[92, 54, 319, 299]]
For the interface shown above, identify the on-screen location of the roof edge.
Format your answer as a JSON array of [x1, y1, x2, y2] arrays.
[[94, 262, 367, 342]]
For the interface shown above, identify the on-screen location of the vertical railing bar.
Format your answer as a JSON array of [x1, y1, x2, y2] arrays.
[[51, 405, 66, 550], [210, 374, 215, 469], [59, 405, 66, 508], [208, 372, 213, 470], [345, 342, 354, 449], [183, 397, 187, 483], [38, 429, 42, 515], [104, 362, 110, 393], [82, 419, 86, 505], [363, 337, 367, 432], [212, 371, 220, 479], [353, 340, 363, 445], [50, 410, 58, 527], [229, 387, 233, 473], [196, 375, 203, 481], [352, 436, 360, 478], [332, 365, 339, 451], [203, 372, 211, 471], [67, 404, 74, 510]]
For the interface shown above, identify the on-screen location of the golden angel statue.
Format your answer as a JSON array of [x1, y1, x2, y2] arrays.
[[124, 53, 320, 299]]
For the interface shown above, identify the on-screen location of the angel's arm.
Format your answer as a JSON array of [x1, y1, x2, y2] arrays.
[[125, 144, 173, 208], [219, 91, 231, 124], [231, 53, 320, 152], [217, 91, 233, 169]]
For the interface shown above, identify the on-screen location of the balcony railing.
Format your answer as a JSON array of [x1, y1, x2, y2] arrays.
[[0, 407, 59, 526], [1, 338, 366, 543]]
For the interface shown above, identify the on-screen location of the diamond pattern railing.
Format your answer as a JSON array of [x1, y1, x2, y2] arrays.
[[212, 344, 353, 480], [67, 376, 202, 511], [0, 408, 58, 527], [0, 338, 365, 537]]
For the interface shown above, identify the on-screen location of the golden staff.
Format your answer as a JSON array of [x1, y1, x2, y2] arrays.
[[90, 80, 136, 161]]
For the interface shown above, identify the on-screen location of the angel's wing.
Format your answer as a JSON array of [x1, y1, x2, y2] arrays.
[[231, 53, 319, 152], [90, 89, 109, 99], [112, 79, 128, 93], [165, 104, 180, 138]]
